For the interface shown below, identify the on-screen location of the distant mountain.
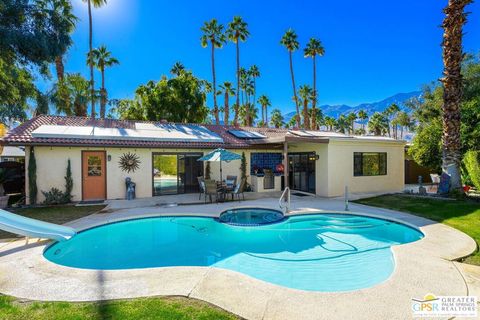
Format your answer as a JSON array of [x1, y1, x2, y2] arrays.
[[283, 91, 422, 122]]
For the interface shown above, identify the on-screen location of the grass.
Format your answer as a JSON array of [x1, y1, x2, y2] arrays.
[[0, 295, 240, 320], [0, 205, 105, 239], [354, 194, 480, 265]]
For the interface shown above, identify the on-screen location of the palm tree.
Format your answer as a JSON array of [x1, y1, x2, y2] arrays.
[[201, 19, 226, 125], [383, 103, 400, 137], [170, 62, 185, 76], [395, 111, 411, 139], [368, 112, 389, 136], [335, 115, 350, 134], [309, 107, 324, 130], [358, 109, 368, 132], [82, 0, 107, 118], [87, 45, 119, 118], [52, 73, 91, 117], [324, 116, 336, 131], [440, 0, 472, 190], [227, 16, 249, 126], [280, 29, 300, 127], [257, 95, 271, 127], [239, 103, 257, 126], [346, 112, 357, 134], [218, 82, 235, 125], [304, 38, 325, 130], [270, 109, 284, 128], [298, 85, 313, 129], [249, 65, 260, 114]]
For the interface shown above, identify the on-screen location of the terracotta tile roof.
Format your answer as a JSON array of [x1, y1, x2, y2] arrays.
[[1, 115, 286, 149]]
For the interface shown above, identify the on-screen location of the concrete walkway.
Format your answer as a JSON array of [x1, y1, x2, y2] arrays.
[[0, 195, 477, 320]]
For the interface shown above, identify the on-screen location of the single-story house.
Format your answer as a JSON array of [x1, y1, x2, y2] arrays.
[[0, 115, 406, 204]]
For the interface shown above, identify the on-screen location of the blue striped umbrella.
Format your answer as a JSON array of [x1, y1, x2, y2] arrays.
[[198, 148, 242, 182]]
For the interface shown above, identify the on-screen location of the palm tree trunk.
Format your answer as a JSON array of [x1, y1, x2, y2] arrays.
[[55, 56, 64, 81], [441, 0, 471, 190], [265, 105, 268, 127], [303, 100, 309, 130], [100, 68, 106, 119], [261, 104, 265, 125], [87, 0, 95, 119], [224, 92, 229, 125], [312, 56, 317, 130], [234, 39, 240, 126], [211, 42, 219, 125], [289, 52, 300, 128]]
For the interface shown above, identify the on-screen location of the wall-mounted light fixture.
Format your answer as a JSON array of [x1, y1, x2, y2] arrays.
[[107, 155, 112, 162]]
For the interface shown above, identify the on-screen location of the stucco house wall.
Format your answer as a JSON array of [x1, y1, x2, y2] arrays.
[[326, 139, 405, 197]]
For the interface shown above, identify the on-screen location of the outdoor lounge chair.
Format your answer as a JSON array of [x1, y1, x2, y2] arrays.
[[231, 178, 246, 201], [197, 176, 205, 200], [204, 179, 222, 203]]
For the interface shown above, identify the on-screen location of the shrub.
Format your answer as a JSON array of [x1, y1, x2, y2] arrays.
[[64, 159, 73, 202], [42, 188, 68, 205], [464, 150, 480, 189], [28, 147, 37, 204]]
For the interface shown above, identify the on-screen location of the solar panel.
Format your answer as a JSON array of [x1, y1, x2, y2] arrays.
[[32, 124, 224, 143], [228, 130, 266, 139]]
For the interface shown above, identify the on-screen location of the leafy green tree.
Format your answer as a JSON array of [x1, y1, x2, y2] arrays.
[[257, 95, 271, 126], [201, 19, 226, 125], [298, 85, 313, 129], [368, 112, 389, 136], [270, 109, 284, 128], [226, 16, 249, 126], [409, 119, 443, 172], [304, 38, 325, 130], [280, 29, 301, 127], [218, 82, 235, 125], [87, 45, 119, 118], [82, 0, 107, 118]]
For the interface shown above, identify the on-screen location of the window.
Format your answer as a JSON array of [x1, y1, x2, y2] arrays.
[[354, 152, 387, 176], [87, 156, 102, 176]]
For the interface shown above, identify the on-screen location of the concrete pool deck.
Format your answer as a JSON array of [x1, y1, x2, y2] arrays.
[[0, 195, 477, 320]]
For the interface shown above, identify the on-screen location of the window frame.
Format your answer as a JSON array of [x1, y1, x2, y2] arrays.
[[353, 152, 387, 177]]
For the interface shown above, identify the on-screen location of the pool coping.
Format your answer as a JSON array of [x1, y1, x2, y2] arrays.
[[0, 199, 477, 320]]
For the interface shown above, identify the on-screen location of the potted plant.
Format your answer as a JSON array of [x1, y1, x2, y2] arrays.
[[0, 168, 13, 208]]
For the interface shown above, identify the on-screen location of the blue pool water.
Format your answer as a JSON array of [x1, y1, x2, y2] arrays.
[[219, 208, 285, 225], [44, 213, 423, 292]]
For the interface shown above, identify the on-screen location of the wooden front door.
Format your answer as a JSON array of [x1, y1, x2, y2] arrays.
[[82, 151, 106, 200]]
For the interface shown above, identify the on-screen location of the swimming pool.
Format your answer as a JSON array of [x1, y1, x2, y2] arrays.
[[44, 213, 423, 292]]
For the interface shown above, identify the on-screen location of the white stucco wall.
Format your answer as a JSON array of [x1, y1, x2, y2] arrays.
[[326, 139, 405, 197]]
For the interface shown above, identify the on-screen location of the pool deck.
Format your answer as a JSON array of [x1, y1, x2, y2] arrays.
[[0, 194, 478, 320]]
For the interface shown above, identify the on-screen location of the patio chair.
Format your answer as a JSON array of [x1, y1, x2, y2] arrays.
[[204, 179, 222, 203], [231, 178, 246, 201], [197, 176, 205, 200], [225, 175, 237, 191]]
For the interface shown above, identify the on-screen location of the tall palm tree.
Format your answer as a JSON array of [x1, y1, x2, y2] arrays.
[[298, 85, 313, 129], [87, 45, 119, 119], [201, 19, 226, 125], [82, 0, 107, 118], [281, 29, 300, 127], [270, 109, 284, 128], [368, 112, 389, 136], [249, 65, 260, 115], [227, 16, 249, 126], [218, 82, 235, 125], [346, 112, 357, 135], [383, 103, 400, 137], [304, 38, 325, 130], [324, 116, 336, 131], [257, 95, 271, 127], [441, 0, 472, 190], [358, 109, 368, 132], [396, 111, 411, 139], [170, 62, 185, 76]]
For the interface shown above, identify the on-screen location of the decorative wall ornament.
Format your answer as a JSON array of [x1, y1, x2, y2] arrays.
[[119, 152, 141, 173]]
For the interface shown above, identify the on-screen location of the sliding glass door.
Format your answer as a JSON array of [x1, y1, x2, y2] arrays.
[[153, 153, 203, 196], [288, 152, 316, 194]]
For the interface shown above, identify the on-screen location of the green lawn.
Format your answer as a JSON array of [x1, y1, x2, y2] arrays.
[[0, 295, 239, 320], [354, 194, 480, 265], [0, 205, 105, 239]]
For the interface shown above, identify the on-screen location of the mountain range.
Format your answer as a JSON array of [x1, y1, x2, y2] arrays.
[[283, 91, 422, 121]]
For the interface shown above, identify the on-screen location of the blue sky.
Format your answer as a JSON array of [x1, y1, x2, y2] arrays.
[[54, 0, 480, 114]]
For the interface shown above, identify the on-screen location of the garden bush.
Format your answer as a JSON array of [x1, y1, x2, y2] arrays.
[[464, 150, 480, 189]]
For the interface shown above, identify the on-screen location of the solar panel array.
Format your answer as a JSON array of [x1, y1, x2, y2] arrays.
[[32, 124, 224, 142], [228, 130, 267, 139]]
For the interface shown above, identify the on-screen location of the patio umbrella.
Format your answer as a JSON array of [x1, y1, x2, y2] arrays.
[[198, 148, 242, 182]]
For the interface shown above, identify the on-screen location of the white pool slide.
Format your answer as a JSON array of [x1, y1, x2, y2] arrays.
[[0, 209, 76, 241]]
